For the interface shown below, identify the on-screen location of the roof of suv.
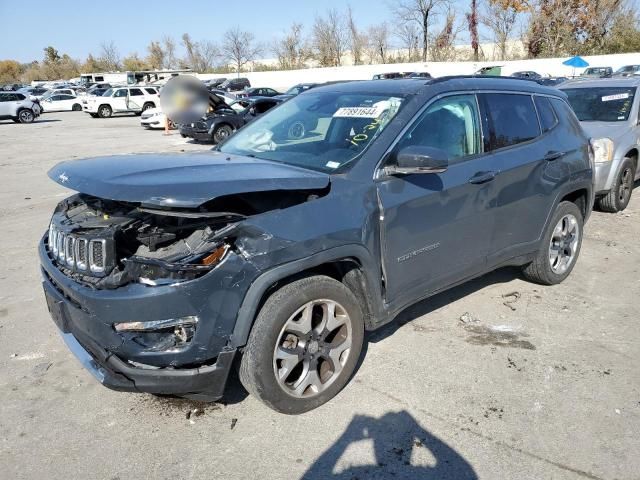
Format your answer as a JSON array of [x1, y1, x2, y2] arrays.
[[559, 77, 640, 89], [313, 76, 565, 96]]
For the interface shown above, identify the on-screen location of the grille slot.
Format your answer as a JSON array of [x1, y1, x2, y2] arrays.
[[47, 223, 111, 277]]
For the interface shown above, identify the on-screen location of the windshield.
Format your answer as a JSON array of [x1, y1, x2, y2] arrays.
[[564, 87, 636, 122], [102, 88, 114, 97], [219, 90, 405, 173]]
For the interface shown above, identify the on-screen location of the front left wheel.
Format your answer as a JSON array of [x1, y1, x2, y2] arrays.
[[17, 109, 35, 123], [596, 157, 635, 213], [239, 275, 365, 414]]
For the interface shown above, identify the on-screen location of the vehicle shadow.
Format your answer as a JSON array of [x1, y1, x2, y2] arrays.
[[301, 410, 478, 479], [0, 119, 61, 125], [369, 266, 522, 343]]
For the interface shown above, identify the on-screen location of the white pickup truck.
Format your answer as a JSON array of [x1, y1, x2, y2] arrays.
[[83, 86, 159, 118]]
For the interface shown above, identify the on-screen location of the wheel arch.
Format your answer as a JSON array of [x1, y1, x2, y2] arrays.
[[230, 245, 382, 348], [560, 188, 590, 219]]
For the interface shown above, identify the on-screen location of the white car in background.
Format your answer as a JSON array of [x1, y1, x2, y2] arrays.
[[83, 86, 159, 118], [41, 93, 83, 112], [0, 91, 42, 123], [140, 107, 174, 129]]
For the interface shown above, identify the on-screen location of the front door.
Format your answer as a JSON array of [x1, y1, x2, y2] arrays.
[[377, 94, 500, 304], [111, 89, 128, 111]]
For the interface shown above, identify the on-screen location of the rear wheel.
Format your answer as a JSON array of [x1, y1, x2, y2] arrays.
[[596, 158, 635, 213], [89, 113, 98, 118], [72, 103, 82, 111], [212, 124, 233, 144], [239, 276, 364, 414], [17, 109, 34, 123], [98, 105, 112, 118], [142, 102, 154, 112], [522, 201, 583, 285]]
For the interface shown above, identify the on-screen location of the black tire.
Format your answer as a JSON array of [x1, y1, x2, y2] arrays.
[[522, 201, 584, 285], [142, 102, 155, 112], [71, 103, 82, 111], [239, 275, 365, 414], [17, 109, 35, 124], [596, 158, 635, 213], [89, 113, 98, 118], [98, 105, 112, 118], [212, 124, 233, 144]]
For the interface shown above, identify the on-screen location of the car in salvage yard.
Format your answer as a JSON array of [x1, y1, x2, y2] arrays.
[[0, 91, 42, 123], [41, 94, 83, 112], [179, 96, 281, 143], [140, 106, 173, 130], [561, 78, 640, 212], [83, 86, 159, 118], [41, 77, 593, 414]]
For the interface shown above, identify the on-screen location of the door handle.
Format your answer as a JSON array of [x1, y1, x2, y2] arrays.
[[468, 171, 497, 184], [544, 151, 564, 161]]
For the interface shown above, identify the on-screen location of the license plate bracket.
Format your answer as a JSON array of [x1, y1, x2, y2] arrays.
[[43, 284, 70, 333]]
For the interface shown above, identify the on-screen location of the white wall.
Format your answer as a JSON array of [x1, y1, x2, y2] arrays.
[[198, 52, 640, 91]]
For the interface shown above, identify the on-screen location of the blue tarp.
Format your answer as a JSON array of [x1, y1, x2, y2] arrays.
[[563, 56, 589, 68]]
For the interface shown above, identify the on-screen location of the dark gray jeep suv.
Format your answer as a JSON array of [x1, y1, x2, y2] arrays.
[[41, 77, 594, 413]]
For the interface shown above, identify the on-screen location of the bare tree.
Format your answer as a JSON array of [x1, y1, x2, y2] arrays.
[[367, 23, 392, 63], [181, 34, 221, 72], [99, 41, 120, 70], [393, 0, 451, 61], [146, 41, 165, 69], [394, 22, 421, 61], [311, 9, 348, 67], [467, 0, 480, 61], [430, 8, 460, 60], [162, 36, 177, 69], [273, 23, 310, 69], [347, 6, 366, 65], [481, 0, 522, 60], [222, 26, 262, 74]]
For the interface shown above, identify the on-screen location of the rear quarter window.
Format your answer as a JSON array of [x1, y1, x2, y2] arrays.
[[483, 93, 541, 150], [534, 96, 558, 132]]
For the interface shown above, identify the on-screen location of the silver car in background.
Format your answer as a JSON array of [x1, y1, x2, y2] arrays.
[[561, 78, 640, 212]]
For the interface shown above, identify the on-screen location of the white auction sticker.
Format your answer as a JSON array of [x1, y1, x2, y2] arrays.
[[325, 161, 341, 169], [334, 105, 384, 118], [602, 93, 630, 102]]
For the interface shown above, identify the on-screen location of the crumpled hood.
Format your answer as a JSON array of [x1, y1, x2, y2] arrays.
[[48, 152, 330, 208], [579, 122, 632, 142]]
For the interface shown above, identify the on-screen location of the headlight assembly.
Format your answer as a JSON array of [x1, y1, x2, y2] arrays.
[[590, 138, 614, 164]]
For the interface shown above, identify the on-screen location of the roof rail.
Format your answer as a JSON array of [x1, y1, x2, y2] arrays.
[[428, 75, 537, 85]]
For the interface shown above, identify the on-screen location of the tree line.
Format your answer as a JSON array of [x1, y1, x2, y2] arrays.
[[1, 0, 640, 84]]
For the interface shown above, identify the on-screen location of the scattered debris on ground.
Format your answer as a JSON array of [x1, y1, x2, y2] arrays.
[[459, 312, 480, 324], [230, 418, 238, 430], [502, 291, 521, 311]]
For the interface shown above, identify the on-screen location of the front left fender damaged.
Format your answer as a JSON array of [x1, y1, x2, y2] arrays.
[[229, 244, 383, 348]]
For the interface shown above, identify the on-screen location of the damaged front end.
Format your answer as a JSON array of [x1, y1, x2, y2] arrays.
[[47, 193, 237, 290]]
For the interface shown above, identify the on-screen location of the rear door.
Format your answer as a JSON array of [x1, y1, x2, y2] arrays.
[[126, 88, 145, 111], [377, 93, 500, 304], [0, 93, 11, 116], [478, 92, 559, 261]]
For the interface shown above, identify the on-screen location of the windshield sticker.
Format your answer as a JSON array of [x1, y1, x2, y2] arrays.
[[334, 105, 385, 118], [325, 161, 340, 169], [602, 93, 630, 102]]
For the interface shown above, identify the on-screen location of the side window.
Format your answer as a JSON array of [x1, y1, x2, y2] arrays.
[[129, 88, 144, 96], [114, 89, 127, 98], [50, 95, 62, 101], [60, 95, 75, 100], [14, 93, 25, 101], [95, 76, 104, 82], [549, 97, 582, 131], [534, 96, 558, 132], [144, 88, 156, 95], [396, 94, 482, 162], [483, 93, 540, 150]]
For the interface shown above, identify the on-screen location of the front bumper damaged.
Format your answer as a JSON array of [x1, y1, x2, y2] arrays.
[[39, 236, 252, 400]]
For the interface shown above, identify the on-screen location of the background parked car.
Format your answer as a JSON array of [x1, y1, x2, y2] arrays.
[[179, 96, 281, 143], [0, 91, 41, 123], [613, 65, 640, 76], [83, 86, 159, 118], [561, 78, 640, 212], [18, 87, 50, 100], [511, 71, 542, 79], [581, 67, 613, 78], [41, 94, 83, 112], [140, 107, 173, 129], [275, 83, 319, 101], [205, 78, 227, 88], [236, 87, 282, 98], [535, 77, 568, 87], [219, 77, 251, 92]]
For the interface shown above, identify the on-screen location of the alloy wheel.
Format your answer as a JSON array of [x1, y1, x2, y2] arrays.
[[548, 214, 580, 274], [618, 167, 633, 204], [273, 299, 353, 398], [19, 110, 34, 123]]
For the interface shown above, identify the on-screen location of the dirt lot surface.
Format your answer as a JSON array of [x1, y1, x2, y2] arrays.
[[0, 112, 638, 480]]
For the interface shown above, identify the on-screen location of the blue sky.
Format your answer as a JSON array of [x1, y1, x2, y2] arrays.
[[0, 0, 411, 62]]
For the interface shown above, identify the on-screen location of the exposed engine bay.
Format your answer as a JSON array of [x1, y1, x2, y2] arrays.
[[47, 188, 328, 289]]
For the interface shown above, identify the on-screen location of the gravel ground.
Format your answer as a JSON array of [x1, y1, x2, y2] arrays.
[[0, 112, 638, 480]]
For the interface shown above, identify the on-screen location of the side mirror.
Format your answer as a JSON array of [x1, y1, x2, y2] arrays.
[[384, 146, 449, 176], [249, 107, 256, 116]]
